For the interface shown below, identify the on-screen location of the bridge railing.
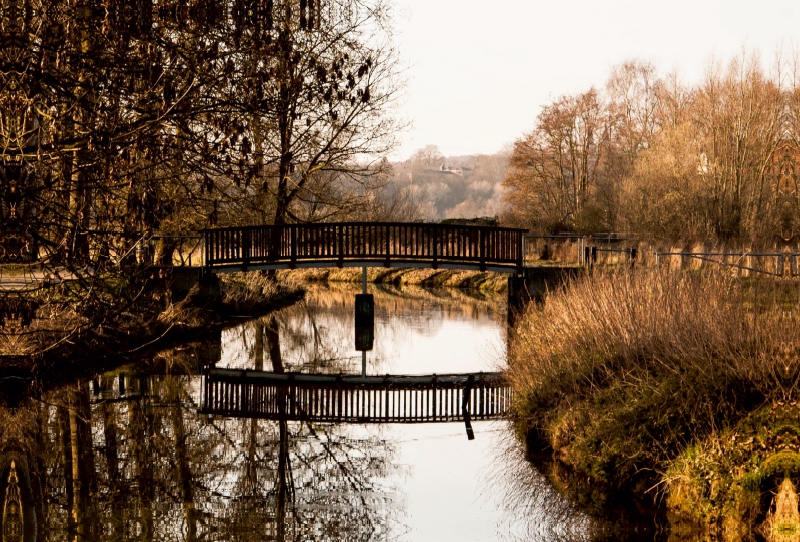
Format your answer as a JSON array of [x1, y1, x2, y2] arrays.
[[200, 369, 513, 423], [201, 222, 526, 272]]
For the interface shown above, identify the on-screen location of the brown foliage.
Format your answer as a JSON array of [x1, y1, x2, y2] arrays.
[[503, 88, 610, 234], [503, 53, 797, 246]]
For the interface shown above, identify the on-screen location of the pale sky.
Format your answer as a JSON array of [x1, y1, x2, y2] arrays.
[[393, 0, 800, 159]]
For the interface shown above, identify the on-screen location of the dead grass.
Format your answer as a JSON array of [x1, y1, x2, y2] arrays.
[[219, 272, 304, 314], [507, 269, 796, 509], [280, 267, 508, 292]]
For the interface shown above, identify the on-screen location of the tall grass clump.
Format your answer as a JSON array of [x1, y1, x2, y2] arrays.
[[507, 269, 795, 510], [220, 272, 304, 314]]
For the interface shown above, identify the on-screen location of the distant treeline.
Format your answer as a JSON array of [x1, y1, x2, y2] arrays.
[[384, 145, 508, 221], [502, 55, 800, 247]]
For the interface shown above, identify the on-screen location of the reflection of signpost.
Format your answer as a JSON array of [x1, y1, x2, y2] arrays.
[[355, 294, 374, 350], [355, 293, 374, 377], [462, 374, 475, 440], [355, 268, 374, 376]]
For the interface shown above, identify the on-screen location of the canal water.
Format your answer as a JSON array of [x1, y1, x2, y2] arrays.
[[215, 283, 587, 541], [3, 282, 591, 541]]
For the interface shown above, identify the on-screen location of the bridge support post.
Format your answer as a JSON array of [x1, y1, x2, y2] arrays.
[[362, 266, 367, 294]]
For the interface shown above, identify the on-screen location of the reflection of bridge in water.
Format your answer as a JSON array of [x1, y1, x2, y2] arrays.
[[200, 368, 513, 424]]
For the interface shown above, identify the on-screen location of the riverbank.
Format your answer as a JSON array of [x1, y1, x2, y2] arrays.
[[280, 267, 508, 293], [506, 269, 795, 535], [1, 271, 304, 394], [97, 271, 304, 356]]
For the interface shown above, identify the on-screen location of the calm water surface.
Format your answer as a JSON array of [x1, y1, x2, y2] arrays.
[[2, 283, 592, 541], [215, 283, 587, 541]]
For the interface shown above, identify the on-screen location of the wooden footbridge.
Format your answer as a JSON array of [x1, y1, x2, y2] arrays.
[[200, 368, 513, 424], [201, 222, 526, 274]]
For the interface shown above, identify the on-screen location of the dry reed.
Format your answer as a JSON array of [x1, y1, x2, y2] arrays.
[[280, 267, 509, 292], [220, 272, 303, 314], [507, 269, 796, 498]]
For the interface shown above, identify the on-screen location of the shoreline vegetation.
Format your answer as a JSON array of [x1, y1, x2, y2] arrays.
[[506, 269, 799, 537], [280, 267, 508, 293], [131, 272, 305, 354], [5, 273, 305, 391]]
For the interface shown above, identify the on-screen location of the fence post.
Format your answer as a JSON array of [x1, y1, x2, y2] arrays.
[[585, 247, 596, 268], [204, 230, 211, 267], [338, 224, 344, 268], [242, 228, 251, 269], [290, 226, 297, 269], [269, 225, 279, 261], [385, 224, 390, 267], [432, 227, 438, 269], [479, 229, 486, 272]]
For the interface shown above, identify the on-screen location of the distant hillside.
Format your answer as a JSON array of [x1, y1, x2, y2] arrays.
[[390, 146, 508, 221]]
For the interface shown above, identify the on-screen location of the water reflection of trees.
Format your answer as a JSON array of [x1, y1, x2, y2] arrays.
[[1, 370, 400, 541], [0, 284, 517, 540], [222, 311, 361, 374], [484, 427, 593, 542], [220, 283, 506, 374]]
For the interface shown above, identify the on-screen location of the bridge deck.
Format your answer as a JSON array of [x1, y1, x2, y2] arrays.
[[201, 222, 526, 273], [201, 368, 513, 423]]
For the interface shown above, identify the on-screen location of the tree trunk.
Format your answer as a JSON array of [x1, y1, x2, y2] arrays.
[[68, 383, 95, 537], [129, 395, 154, 541], [168, 377, 196, 541], [58, 405, 74, 534], [267, 314, 289, 540], [156, 238, 179, 266]]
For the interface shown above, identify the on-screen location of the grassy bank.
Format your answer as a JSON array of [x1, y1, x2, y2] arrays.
[[506, 269, 797, 533], [280, 267, 508, 292]]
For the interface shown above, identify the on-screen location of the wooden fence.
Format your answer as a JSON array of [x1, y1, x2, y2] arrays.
[[655, 252, 800, 276]]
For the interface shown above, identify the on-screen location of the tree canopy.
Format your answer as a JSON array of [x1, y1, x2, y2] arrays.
[[503, 55, 797, 246], [0, 0, 402, 357], [0, 0, 401, 268]]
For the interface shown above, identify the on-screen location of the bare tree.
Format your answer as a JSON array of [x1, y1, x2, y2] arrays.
[[503, 89, 610, 233], [410, 144, 445, 168], [230, 0, 403, 225], [504, 54, 795, 245]]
